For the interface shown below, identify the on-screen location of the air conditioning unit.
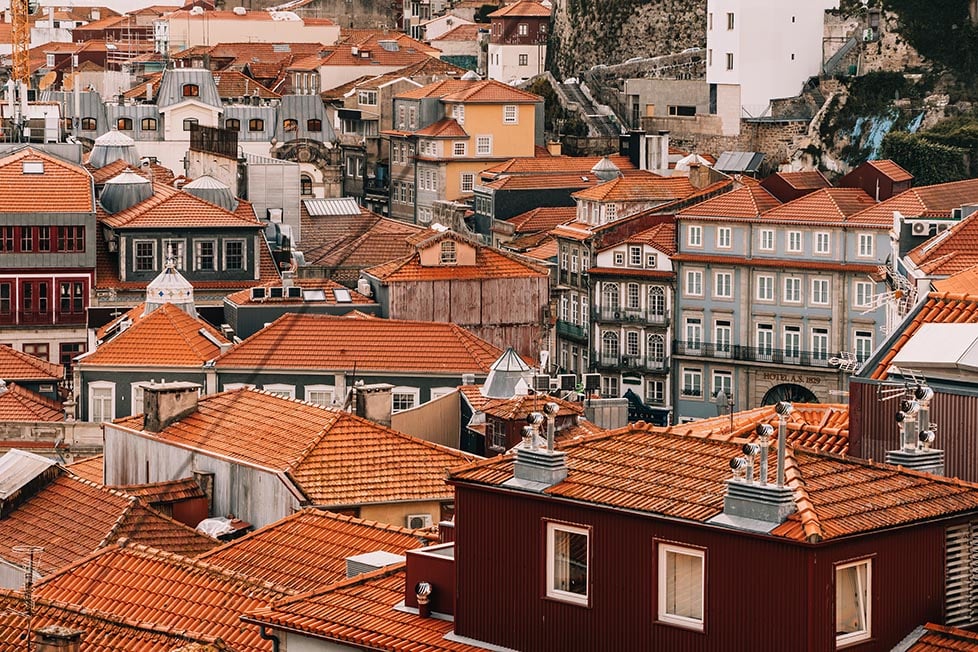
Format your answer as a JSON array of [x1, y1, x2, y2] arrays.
[[406, 513, 433, 529], [911, 221, 930, 236], [558, 374, 576, 391], [357, 278, 373, 297], [533, 374, 551, 392], [614, 311, 622, 320], [935, 223, 951, 234]]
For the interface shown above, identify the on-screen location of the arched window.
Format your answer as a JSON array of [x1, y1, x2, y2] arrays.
[[224, 118, 240, 131], [307, 118, 322, 131], [649, 286, 665, 317], [182, 118, 198, 131], [602, 282, 619, 311], [283, 118, 298, 132], [116, 117, 133, 130], [80, 117, 96, 130], [601, 331, 619, 357], [647, 334, 665, 362], [249, 118, 264, 132], [440, 240, 457, 265], [182, 83, 199, 97], [300, 174, 313, 196], [141, 117, 157, 131]]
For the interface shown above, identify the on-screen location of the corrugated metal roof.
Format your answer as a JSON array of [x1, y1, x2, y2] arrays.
[[157, 68, 222, 109], [715, 151, 764, 173], [303, 197, 363, 216], [0, 449, 56, 499]]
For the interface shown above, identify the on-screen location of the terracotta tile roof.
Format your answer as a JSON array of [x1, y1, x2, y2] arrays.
[[866, 158, 913, 182], [112, 389, 477, 507], [933, 265, 978, 295], [398, 78, 540, 103], [618, 221, 676, 255], [869, 292, 978, 380], [522, 237, 558, 261], [900, 623, 978, 651], [507, 206, 577, 233], [80, 303, 229, 367], [212, 69, 280, 98], [317, 33, 440, 68], [364, 239, 548, 282], [757, 188, 879, 226], [850, 177, 978, 226], [0, 590, 231, 652], [215, 313, 503, 373], [433, 23, 483, 41], [766, 170, 831, 190], [0, 147, 94, 213], [243, 565, 485, 651], [116, 477, 206, 505], [678, 184, 781, 218], [907, 207, 978, 276], [571, 173, 694, 203], [488, 0, 551, 16], [505, 229, 557, 250], [550, 221, 592, 241], [35, 543, 289, 652], [450, 428, 978, 542], [414, 117, 467, 138], [66, 454, 104, 484], [89, 156, 176, 185], [482, 154, 635, 178], [0, 345, 63, 381], [197, 508, 434, 592], [98, 183, 262, 229], [300, 204, 425, 269], [481, 394, 583, 420], [0, 472, 217, 575], [486, 172, 598, 191], [0, 383, 64, 421], [225, 277, 373, 306]]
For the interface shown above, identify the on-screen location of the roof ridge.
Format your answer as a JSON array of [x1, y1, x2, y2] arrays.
[[0, 344, 64, 378], [783, 449, 822, 543], [257, 561, 408, 610]]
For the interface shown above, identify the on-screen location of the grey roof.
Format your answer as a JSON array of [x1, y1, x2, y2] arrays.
[[99, 170, 153, 213], [244, 151, 297, 166], [222, 105, 277, 142], [40, 90, 109, 138], [0, 449, 56, 500], [183, 175, 238, 211], [274, 94, 336, 143], [715, 151, 765, 173], [105, 104, 163, 142], [89, 129, 141, 168], [481, 347, 532, 399], [157, 68, 222, 109], [303, 197, 362, 216]]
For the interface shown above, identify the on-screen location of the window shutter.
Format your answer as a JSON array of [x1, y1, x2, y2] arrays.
[[946, 521, 978, 626]]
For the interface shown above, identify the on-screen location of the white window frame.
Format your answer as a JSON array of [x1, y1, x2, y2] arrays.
[[451, 104, 464, 125], [716, 226, 731, 249], [89, 381, 115, 424], [161, 238, 186, 269], [714, 271, 732, 299], [812, 328, 829, 361], [857, 233, 874, 258], [815, 231, 831, 255], [503, 105, 518, 124], [681, 368, 702, 398], [757, 274, 774, 301], [685, 270, 703, 297], [835, 558, 871, 646], [223, 239, 247, 271], [759, 229, 774, 251], [811, 278, 830, 305], [787, 230, 802, 253], [629, 246, 642, 266], [854, 281, 874, 309], [460, 172, 475, 193], [614, 251, 625, 266], [134, 239, 157, 272], [358, 90, 378, 106], [854, 330, 873, 362], [263, 383, 295, 399], [392, 386, 420, 413], [712, 371, 732, 400], [453, 141, 466, 156], [545, 521, 590, 606], [223, 383, 256, 391], [476, 135, 492, 156], [194, 239, 217, 271], [304, 384, 336, 407], [429, 387, 455, 401], [687, 225, 702, 247], [784, 277, 801, 304]]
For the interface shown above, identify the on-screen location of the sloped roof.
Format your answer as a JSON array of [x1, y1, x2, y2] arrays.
[[763, 170, 831, 191], [98, 182, 261, 229], [89, 156, 177, 186], [481, 394, 583, 420], [0, 383, 63, 421], [0, 147, 94, 213], [364, 239, 548, 282], [507, 206, 577, 233], [522, 237, 558, 261], [432, 23, 483, 41], [482, 154, 635, 178], [34, 543, 290, 652], [851, 177, 978, 225], [933, 265, 978, 295], [488, 0, 551, 16], [451, 428, 978, 543], [111, 389, 477, 507], [571, 173, 694, 203], [212, 69, 280, 99], [398, 78, 540, 103], [865, 158, 913, 182], [414, 117, 467, 138], [614, 221, 677, 256], [678, 184, 781, 218], [66, 454, 104, 484], [486, 172, 599, 191], [80, 303, 228, 367], [0, 472, 217, 575], [908, 207, 978, 276], [0, 345, 63, 381], [299, 202, 425, 268], [215, 313, 503, 373], [759, 188, 879, 225], [197, 508, 434, 592], [897, 623, 978, 651], [225, 278, 374, 306], [116, 477, 206, 505]]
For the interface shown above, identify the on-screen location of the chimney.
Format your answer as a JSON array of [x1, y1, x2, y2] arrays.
[[143, 382, 201, 433], [354, 383, 393, 428], [709, 402, 797, 532], [546, 140, 562, 156], [504, 403, 567, 490], [34, 626, 84, 652], [885, 385, 945, 475]]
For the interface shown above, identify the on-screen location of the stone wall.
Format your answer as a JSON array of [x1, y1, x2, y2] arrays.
[[0, 420, 103, 462]]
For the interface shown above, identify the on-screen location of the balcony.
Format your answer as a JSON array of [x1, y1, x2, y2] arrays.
[[595, 353, 669, 373], [556, 320, 588, 342], [594, 308, 669, 325], [672, 341, 834, 368]]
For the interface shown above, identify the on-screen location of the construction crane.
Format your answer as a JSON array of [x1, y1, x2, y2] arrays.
[[10, 0, 31, 86]]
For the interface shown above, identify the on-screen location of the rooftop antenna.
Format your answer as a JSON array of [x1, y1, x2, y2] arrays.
[[12, 545, 43, 652]]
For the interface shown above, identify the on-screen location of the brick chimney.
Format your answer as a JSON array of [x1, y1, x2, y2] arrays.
[[354, 383, 393, 428], [143, 382, 201, 433], [34, 626, 84, 652]]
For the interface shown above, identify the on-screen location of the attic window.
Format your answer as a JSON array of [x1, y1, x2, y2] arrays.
[[283, 118, 298, 132], [303, 289, 327, 301], [182, 83, 200, 97], [332, 288, 351, 302], [440, 240, 457, 265], [22, 161, 44, 174]]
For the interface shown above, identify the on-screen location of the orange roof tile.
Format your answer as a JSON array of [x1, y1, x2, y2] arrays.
[[900, 623, 978, 651], [851, 177, 978, 226], [316, 33, 440, 69], [414, 117, 467, 138], [522, 237, 557, 261], [35, 543, 289, 652], [487, 172, 599, 191], [89, 156, 176, 185], [0, 472, 217, 575], [480, 394, 583, 420], [0, 147, 94, 213], [300, 204, 425, 269], [364, 238, 548, 282], [0, 383, 63, 421], [507, 206, 577, 233], [432, 23, 483, 41], [116, 477, 206, 504], [398, 78, 540, 103], [866, 158, 913, 182], [678, 184, 781, 219], [111, 389, 477, 507], [765, 170, 831, 190], [550, 220, 592, 241], [225, 277, 374, 306], [933, 265, 978, 295], [482, 154, 635, 178], [99, 183, 261, 229], [66, 454, 104, 484], [571, 173, 694, 203], [758, 188, 879, 225], [908, 207, 978, 276], [488, 0, 551, 16], [0, 345, 63, 381], [615, 221, 676, 256], [215, 313, 503, 373], [212, 69, 280, 98], [450, 428, 978, 542], [81, 303, 229, 367], [198, 508, 434, 592], [243, 565, 485, 651]]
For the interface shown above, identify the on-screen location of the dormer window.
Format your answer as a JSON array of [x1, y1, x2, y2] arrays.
[[283, 119, 298, 132], [182, 83, 199, 97], [440, 240, 457, 265]]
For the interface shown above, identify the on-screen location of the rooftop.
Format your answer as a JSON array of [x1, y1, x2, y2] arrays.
[[488, 0, 551, 17], [908, 205, 978, 276], [506, 206, 577, 233], [678, 184, 781, 219], [364, 236, 548, 282], [851, 177, 978, 226], [0, 344, 64, 381], [571, 173, 695, 203], [0, 147, 94, 213], [759, 188, 880, 226], [224, 278, 374, 307], [0, 383, 64, 422], [397, 78, 541, 103], [300, 202, 425, 268], [98, 182, 261, 229]]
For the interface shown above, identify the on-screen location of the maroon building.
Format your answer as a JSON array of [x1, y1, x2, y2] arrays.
[[759, 169, 831, 203], [838, 159, 913, 201]]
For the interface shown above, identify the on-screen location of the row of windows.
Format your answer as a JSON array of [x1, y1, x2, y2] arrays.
[[686, 225, 875, 257], [684, 270, 836, 306], [0, 226, 85, 254], [599, 331, 667, 360], [5, 341, 84, 366], [133, 239, 246, 273], [612, 246, 657, 269], [392, 181, 415, 205], [0, 279, 87, 324], [559, 248, 590, 273], [596, 375, 666, 403], [600, 284, 667, 313], [680, 321, 873, 364]]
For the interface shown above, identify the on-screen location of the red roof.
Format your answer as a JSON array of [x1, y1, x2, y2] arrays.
[[865, 158, 913, 182], [398, 78, 541, 103], [765, 170, 831, 190], [908, 205, 978, 276], [224, 277, 374, 306], [571, 172, 694, 203], [364, 236, 548, 282], [900, 623, 978, 651], [0, 383, 63, 421], [487, 172, 599, 191], [300, 204, 425, 269], [679, 184, 781, 218], [414, 117, 467, 138], [0, 147, 94, 213], [98, 183, 261, 229], [488, 0, 551, 16], [851, 177, 978, 226], [507, 206, 577, 233], [0, 344, 63, 381], [482, 154, 635, 178], [759, 188, 879, 225], [89, 156, 176, 185], [616, 221, 677, 256], [66, 454, 103, 484]]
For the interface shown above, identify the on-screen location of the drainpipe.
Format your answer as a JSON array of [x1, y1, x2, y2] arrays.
[[258, 625, 280, 652]]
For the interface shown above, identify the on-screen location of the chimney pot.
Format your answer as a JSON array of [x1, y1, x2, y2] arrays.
[[143, 382, 201, 433]]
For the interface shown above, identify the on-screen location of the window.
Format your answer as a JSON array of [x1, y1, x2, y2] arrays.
[[346, 156, 363, 178], [182, 83, 199, 97], [787, 231, 802, 252], [89, 381, 115, 423], [21, 227, 33, 252], [131, 381, 152, 416], [518, 53, 528, 66], [812, 327, 829, 361], [571, 252, 579, 274], [682, 368, 702, 397], [725, 52, 734, 70], [629, 246, 642, 266], [307, 118, 322, 131], [59, 342, 85, 366], [714, 272, 732, 299], [392, 386, 419, 412], [667, 105, 696, 117], [685, 270, 703, 297], [440, 240, 457, 265], [784, 325, 801, 359], [358, 90, 378, 105], [453, 141, 466, 156], [712, 370, 732, 399], [756, 324, 774, 357], [602, 282, 619, 311], [0, 226, 13, 252], [602, 331, 619, 357], [117, 117, 133, 130], [601, 375, 619, 398], [715, 320, 731, 354], [0, 283, 10, 321], [687, 225, 702, 247], [263, 383, 295, 399], [716, 227, 731, 248], [648, 334, 665, 363], [815, 232, 830, 254], [81, 117, 96, 130], [58, 281, 85, 316], [134, 240, 156, 272], [451, 104, 464, 125], [283, 118, 298, 132], [300, 174, 313, 196], [854, 330, 873, 362], [224, 240, 245, 271], [685, 317, 702, 349], [657, 543, 704, 630], [854, 281, 874, 309], [614, 251, 624, 266], [46, 53, 55, 67], [224, 118, 240, 130], [23, 343, 49, 360], [21, 281, 50, 320], [517, 22, 528, 35], [836, 559, 871, 646], [757, 275, 774, 301], [503, 105, 518, 124], [647, 253, 657, 268], [476, 135, 492, 155], [784, 277, 801, 303], [857, 233, 874, 258], [726, 11, 734, 29], [183, 118, 199, 131], [647, 379, 665, 404], [193, 240, 216, 271], [460, 172, 474, 193], [141, 117, 158, 131], [546, 522, 589, 605], [626, 331, 639, 356], [249, 118, 264, 131], [57, 226, 85, 253], [759, 229, 774, 251], [649, 286, 665, 317], [627, 283, 640, 309], [162, 239, 185, 269], [811, 278, 830, 305]]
